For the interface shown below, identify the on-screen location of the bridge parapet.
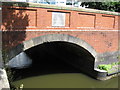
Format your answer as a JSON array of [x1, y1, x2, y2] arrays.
[[1, 2, 120, 31]]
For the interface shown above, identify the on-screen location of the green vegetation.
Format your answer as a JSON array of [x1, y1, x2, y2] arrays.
[[117, 55, 120, 59], [2, 2, 29, 7], [97, 61, 120, 72], [81, 1, 120, 12], [98, 64, 112, 71], [10, 84, 24, 90], [111, 62, 120, 65]]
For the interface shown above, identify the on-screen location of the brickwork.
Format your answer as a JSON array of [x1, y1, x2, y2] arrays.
[[3, 31, 118, 54], [1, 3, 120, 54], [1, 5, 120, 30]]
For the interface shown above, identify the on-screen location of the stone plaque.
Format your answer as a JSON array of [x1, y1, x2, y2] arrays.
[[52, 12, 65, 27]]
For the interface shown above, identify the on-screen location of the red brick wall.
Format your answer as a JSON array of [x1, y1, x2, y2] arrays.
[[1, 6, 119, 54], [77, 13, 95, 28], [3, 31, 118, 54], [25, 31, 118, 53], [1, 6, 119, 30]]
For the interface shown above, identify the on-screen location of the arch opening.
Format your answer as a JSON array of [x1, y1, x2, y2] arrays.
[[25, 41, 95, 70], [10, 41, 96, 80]]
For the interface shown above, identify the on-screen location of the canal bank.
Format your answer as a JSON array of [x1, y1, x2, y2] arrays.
[[97, 73, 120, 81]]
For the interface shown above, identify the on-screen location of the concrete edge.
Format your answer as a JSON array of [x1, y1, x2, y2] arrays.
[[0, 68, 10, 89]]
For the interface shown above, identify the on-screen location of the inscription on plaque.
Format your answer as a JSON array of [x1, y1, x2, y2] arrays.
[[52, 12, 65, 27]]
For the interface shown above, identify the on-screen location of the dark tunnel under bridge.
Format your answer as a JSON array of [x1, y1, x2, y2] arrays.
[[6, 34, 107, 80], [7, 41, 101, 79]]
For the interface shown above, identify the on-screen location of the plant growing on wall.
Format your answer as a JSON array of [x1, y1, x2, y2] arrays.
[[98, 64, 112, 71], [97, 61, 120, 73]]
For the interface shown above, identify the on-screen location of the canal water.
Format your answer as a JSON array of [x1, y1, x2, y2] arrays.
[[11, 42, 118, 88], [12, 73, 118, 88], [12, 56, 118, 88]]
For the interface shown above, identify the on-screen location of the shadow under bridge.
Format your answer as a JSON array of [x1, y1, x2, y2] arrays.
[[9, 41, 96, 79]]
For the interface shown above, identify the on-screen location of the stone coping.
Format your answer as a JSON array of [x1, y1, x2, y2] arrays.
[[94, 68, 107, 72], [2, 2, 120, 16]]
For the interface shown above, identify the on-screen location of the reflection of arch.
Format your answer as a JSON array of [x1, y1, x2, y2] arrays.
[[8, 34, 97, 61]]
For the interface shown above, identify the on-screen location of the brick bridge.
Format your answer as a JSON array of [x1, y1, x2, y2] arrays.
[[1, 2, 120, 79]]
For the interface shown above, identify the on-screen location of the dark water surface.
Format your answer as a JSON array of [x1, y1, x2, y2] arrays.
[[13, 73, 118, 88], [12, 42, 118, 88], [12, 57, 118, 88]]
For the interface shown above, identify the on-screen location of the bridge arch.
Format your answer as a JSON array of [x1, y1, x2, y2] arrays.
[[8, 34, 97, 61], [7, 34, 103, 78]]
